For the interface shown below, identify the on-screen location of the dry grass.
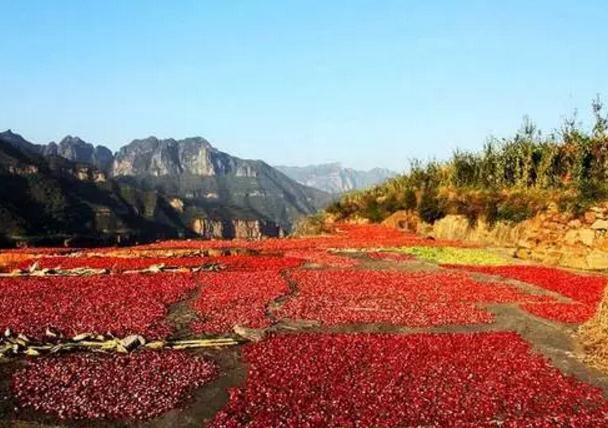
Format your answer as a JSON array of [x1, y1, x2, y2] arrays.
[[579, 287, 608, 372]]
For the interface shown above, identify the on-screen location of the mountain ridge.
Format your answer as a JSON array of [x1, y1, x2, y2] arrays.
[[0, 130, 331, 246], [275, 162, 397, 193]]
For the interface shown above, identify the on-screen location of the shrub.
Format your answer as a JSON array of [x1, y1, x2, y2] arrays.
[[417, 190, 445, 223]]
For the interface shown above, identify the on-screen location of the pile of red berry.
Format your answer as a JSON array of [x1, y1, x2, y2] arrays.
[[12, 350, 217, 421], [0, 273, 196, 339], [191, 271, 289, 333], [277, 270, 549, 326], [210, 332, 608, 427], [447, 265, 607, 323], [284, 249, 359, 268]]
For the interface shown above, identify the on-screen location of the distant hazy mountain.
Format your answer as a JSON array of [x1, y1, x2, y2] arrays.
[[0, 130, 332, 246], [275, 162, 397, 194]]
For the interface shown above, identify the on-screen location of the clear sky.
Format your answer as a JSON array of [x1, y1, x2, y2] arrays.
[[1, 1, 608, 171]]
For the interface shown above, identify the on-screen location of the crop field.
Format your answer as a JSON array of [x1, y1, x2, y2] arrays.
[[1, 224, 608, 427]]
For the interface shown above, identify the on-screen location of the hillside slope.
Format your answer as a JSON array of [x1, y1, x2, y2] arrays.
[[0, 131, 332, 245], [0, 137, 187, 246], [111, 137, 332, 231]]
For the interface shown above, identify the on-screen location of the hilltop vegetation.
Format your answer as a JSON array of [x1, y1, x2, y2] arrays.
[[328, 98, 608, 225]]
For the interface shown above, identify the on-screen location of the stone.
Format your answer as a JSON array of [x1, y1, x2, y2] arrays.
[[547, 202, 559, 213], [382, 210, 419, 232], [584, 211, 597, 224], [586, 250, 608, 270], [563, 230, 579, 246], [561, 255, 589, 270], [119, 335, 146, 351], [516, 239, 534, 249], [533, 248, 563, 265], [514, 247, 532, 260], [568, 219, 582, 228], [579, 229, 596, 246], [591, 220, 608, 230], [595, 237, 608, 252], [233, 325, 265, 342]]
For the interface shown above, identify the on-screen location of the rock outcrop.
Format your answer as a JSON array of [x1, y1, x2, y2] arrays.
[[44, 136, 114, 172], [112, 136, 245, 177]]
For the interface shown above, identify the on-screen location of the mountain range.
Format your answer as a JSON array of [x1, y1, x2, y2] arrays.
[[275, 162, 397, 194], [0, 130, 331, 246]]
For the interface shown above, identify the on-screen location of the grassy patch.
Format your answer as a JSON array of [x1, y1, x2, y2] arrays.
[[396, 246, 509, 265]]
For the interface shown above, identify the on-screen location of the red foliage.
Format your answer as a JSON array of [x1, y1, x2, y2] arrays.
[[0, 273, 196, 339], [12, 350, 216, 421], [210, 332, 608, 427], [191, 271, 289, 333], [277, 270, 548, 327], [446, 265, 607, 323]]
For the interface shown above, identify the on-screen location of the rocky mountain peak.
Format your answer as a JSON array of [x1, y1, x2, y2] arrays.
[[0, 129, 39, 152], [43, 135, 114, 172], [111, 136, 253, 177]]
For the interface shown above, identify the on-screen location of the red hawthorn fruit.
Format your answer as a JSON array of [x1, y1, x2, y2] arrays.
[[209, 332, 608, 427], [191, 271, 289, 333], [284, 249, 359, 268], [446, 265, 607, 323], [16, 255, 303, 272], [0, 273, 197, 339], [12, 350, 217, 421], [277, 270, 551, 327], [124, 224, 473, 252]]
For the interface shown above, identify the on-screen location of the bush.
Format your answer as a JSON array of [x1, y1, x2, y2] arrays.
[[327, 99, 608, 225], [417, 190, 445, 223], [403, 188, 417, 210]]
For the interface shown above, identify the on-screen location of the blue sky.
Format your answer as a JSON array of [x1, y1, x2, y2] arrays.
[[1, 1, 608, 170]]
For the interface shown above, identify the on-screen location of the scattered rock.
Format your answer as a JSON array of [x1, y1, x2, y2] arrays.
[[119, 335, 146, 352], [591, 220, 608, 231], [72, 332, 95, 342], [563, 230, 579, 246], [586, 250, 608, 270], [584, 211, 597, 224], [233, 325, 265, 342], [579, 229, 596, 246]]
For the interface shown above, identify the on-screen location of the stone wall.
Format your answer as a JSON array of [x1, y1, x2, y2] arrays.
[[384, 205, 608, 271]]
